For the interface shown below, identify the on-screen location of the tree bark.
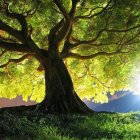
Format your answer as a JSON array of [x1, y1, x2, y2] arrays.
[[38, 44, 93, 114]]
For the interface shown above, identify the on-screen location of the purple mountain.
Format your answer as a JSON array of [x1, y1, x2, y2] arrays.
[[84, 92, 140, 113]]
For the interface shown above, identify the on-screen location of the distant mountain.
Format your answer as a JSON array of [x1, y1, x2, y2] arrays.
[[84, 93, 140, 113], [0, 96, 36, 108], [106, 91, 128, 101]]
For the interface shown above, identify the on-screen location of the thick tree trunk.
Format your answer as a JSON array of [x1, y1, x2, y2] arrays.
[[0, 44, 93, 114], [38, 44, 93, 114]]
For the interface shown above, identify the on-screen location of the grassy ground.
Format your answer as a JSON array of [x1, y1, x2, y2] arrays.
[[0, 110, 140, 140]]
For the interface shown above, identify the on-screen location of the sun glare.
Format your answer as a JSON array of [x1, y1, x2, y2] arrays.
[[131, 63, 140, 95], [133, 76, 140, 95]]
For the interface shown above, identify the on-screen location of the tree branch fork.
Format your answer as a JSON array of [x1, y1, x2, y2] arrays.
[[0, 0, 140, 69]]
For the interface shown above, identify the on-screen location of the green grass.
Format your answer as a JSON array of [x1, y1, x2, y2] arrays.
[[0, 111, 140, 139]]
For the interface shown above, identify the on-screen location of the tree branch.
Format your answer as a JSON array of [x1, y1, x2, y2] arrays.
[[124, 31, 140, 45], [1, 0, 39, 38], [53, 0, 70, 21], [60, 0, 80, 55], [1, 0, 28, 37], [67, 50, 129, 60], [0, 0, 49, 67], [71, 29, 106, 48], [69, 11, 112, 49], [69, 0, 79, 20], [83, 62, 111, 88], [52, 0, 71, 43], [26, 37, 48, 65], [0, 20, 24, 42], [0, 49, 6, 57], [0, 53, 31, 68], [0, 40, 33, 52], [0, 35, 17, 43], [48, 19, 64, 42], [77, 6, 103, 18], [74, 0, 113, 21], [69, 23, 140, 50], [106, 24, 140, 33], [49, 0, 79, 45]]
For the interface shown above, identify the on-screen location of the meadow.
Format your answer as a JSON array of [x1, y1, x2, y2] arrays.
[[0, 110, 140, 139]]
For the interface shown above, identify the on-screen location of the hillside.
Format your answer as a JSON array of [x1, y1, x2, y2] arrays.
[[0, 110, 140, 139]]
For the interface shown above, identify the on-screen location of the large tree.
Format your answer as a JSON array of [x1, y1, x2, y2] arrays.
[[0, 0, 140, 113]]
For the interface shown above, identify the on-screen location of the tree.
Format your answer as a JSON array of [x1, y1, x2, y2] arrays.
[[0, 0, 140, 113]]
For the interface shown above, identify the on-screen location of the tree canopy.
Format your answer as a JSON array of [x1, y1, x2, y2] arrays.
[[0, 0, 140, 104]]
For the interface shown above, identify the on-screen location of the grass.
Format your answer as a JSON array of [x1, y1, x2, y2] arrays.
[[0, 110, 140, 139]]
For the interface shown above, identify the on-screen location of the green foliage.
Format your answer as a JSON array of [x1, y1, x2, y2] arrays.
[[0, 111, 140, 139], [0, 53, 45, 102]]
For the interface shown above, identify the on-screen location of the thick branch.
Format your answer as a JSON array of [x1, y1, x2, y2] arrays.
[[0, 53, 31, 68], [1, 0, 38, 37], [69, 0, 79, 20], [48, 19, 64, 42], [6, 13, 28, 37], [49, 0, 79, 45], [0, 40, 32, 52], [0, 20, 24, 42], [26, 37, 48, 65], [53, 0, 70, 21], [53, 0, 71, 43], [61, 0, 80, 51]]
